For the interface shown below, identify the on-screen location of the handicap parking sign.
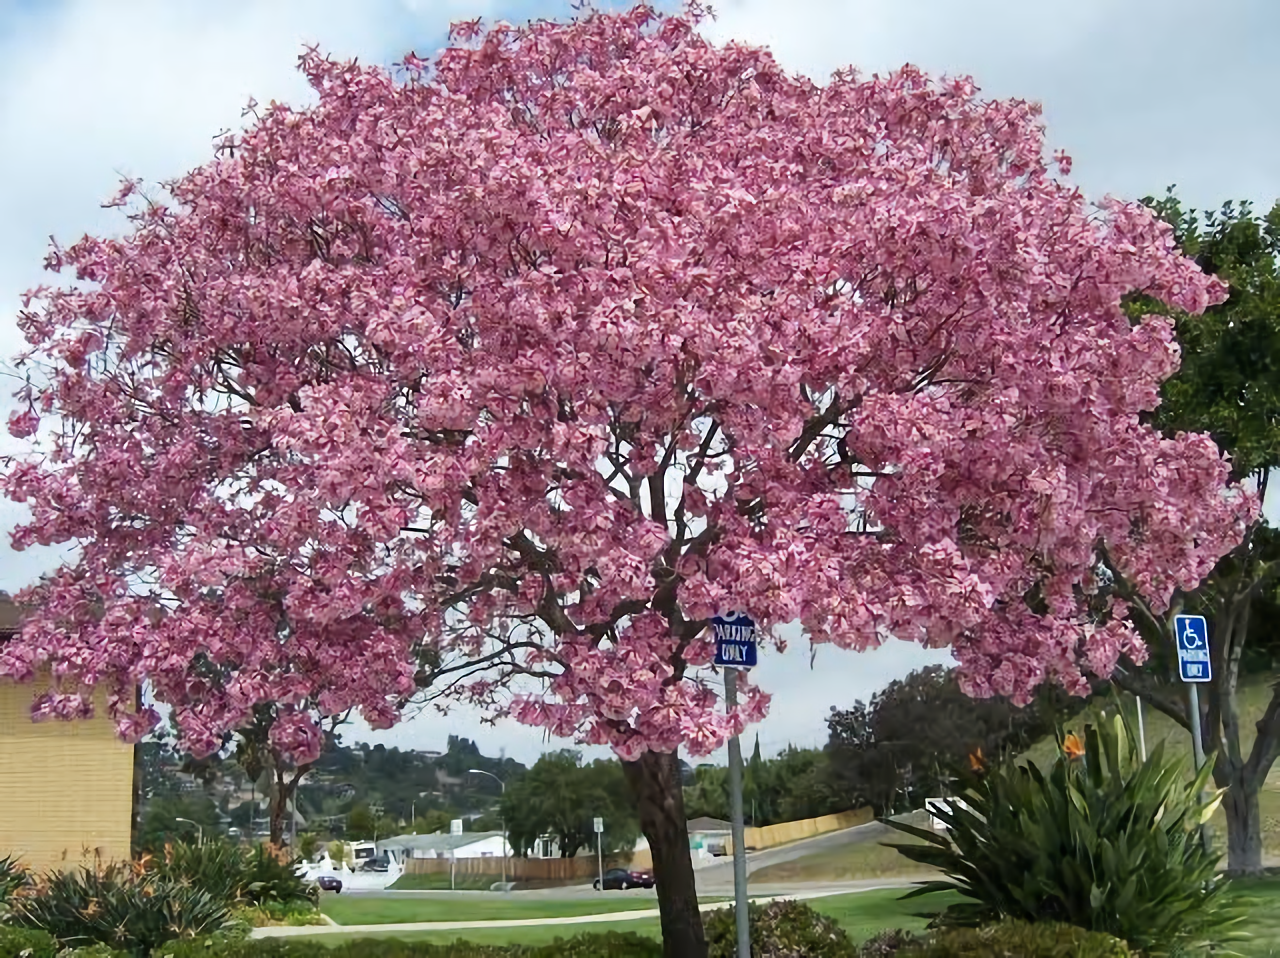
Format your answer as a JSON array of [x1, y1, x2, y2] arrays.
[[1173, 614, 1211, 683]]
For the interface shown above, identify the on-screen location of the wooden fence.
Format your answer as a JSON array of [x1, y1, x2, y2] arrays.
[[404, 855, 600, 881], [725, 806, 874, 854]]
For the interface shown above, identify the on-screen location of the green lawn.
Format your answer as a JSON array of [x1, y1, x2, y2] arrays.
[[296, 880, 1280, 953], [752, 814, 938, 885], [384, 873, 501, 891], [321, 895, 660, 926]]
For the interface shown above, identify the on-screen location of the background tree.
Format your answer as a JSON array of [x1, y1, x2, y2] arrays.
[[0, 6, 1251, 956], [1106, 188, 1280, 874], [825, 665, 1089, 814], [502, 750, 640, 859], [135, 793, 221, 854]]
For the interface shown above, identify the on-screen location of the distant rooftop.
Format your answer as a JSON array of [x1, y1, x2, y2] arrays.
[[376, 831, 503, 854], [687, 817, 732, 834]]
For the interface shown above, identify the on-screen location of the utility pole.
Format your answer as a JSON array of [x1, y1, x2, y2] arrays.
[[468, 768, 508, 886], [725, 669, 751, 958], [712, 609, 758, 958]]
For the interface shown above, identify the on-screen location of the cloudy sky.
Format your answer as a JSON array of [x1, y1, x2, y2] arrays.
[[0, 0, 1276, 765]]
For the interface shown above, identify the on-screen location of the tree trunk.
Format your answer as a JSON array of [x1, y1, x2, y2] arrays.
[[268, 773, 290, 847], [623, 750, 706, 958], [1221, 770, 1266, 876]]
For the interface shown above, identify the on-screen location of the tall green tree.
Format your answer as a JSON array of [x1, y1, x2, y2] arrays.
[[1106, 189, 1280, 874], [501, 751, 640, 859], [825, 665, 1085, 814]]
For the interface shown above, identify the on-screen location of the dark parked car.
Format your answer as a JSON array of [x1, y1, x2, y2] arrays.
[[593, 868, 655, 890], [316, 875, 343, 893]]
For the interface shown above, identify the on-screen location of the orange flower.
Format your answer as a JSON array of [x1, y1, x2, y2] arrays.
[[1062, 733, 1086, 760], [968, 748, 985, 772]]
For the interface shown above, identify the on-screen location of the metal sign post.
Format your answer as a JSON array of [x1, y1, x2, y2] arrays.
[[594, 817, 604, 893], [1174, 613, 1213, 853], [713, 611, 757, 958]]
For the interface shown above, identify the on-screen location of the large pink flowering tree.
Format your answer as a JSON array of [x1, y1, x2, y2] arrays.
[[1, 5, 1252, 954]]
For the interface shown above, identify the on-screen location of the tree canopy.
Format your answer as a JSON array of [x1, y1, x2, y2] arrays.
[[501, 750, 639, 859], [0, 4, 1248, 773]]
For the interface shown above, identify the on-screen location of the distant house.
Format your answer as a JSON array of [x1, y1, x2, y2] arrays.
[[687, 817, 732, 856], [377, 831, 511, 862], [0, 597, 135, 872]]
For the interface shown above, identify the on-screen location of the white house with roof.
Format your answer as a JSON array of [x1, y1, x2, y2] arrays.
[[376, 831, 512, 863]]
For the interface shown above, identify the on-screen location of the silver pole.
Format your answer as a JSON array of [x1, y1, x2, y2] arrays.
[[1187, 684, 1212, 852], [725, 669, 751, 958], [1136, 696, 1147, 761], [596, 829, 603, 894]]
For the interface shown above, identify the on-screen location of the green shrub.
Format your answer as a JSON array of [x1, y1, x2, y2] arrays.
[[705, 899, 858, 958], [885, 716, 1246, 956], [240, 847, 313, 909], [9, 864, 228, 957], [857, 929, 920, 957], [0, 925, 58, 958], [901, 921, 1132, 957], [0, 855, 30, 904], [151, 842, 248, 906], [152, 931, 661, 957]]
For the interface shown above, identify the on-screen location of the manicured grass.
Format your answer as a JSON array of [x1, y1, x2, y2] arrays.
[[321, 895, 660, 926], [752, 815, 938, 885], [1232, 875, 1280, 958], [809, 887, 958, 941], [302, 888, 948, 947], [385, 873, 499, 891]]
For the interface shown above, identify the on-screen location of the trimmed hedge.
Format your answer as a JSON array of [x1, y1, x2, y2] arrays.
[[0, 925, 132, 958], [902, 921, 1133, 958], [705, 900, 858, 958], [151, 931, 662, 958]]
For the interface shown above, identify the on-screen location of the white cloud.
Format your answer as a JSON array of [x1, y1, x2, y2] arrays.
[[703, 0, 1280, 213]]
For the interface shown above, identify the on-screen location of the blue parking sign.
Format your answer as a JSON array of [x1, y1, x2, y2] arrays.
[[712, 612, 757, 670], [1173, 614, 1211, 683]]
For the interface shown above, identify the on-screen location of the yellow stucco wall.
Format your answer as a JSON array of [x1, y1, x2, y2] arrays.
[[0, 679, 135, 872]]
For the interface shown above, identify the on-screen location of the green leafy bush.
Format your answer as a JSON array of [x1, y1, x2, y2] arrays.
[[240, 846, 313, 909], [152, 931, 661, 957], [0, 925, 58, 958], [0, 855, 30, 904], [9, 864, 229, 956], [151, 842, 247, 906], [857, 929, 920, 957], [885, 716, 1245, 955], [705, 899, 858, 958], [901, 921, 1131, 957]]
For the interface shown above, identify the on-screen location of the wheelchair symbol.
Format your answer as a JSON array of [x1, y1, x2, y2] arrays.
[[1178, 618, 1206, 650]]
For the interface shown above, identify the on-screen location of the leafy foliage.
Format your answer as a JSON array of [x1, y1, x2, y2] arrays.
[[0, 854, 29, 904], [134, 794, 222, 855], [150, 840, 313, 909], [0, 925, 59, 958], [900, 921, 1131, 958], [686, 742, 848, 826], [153, 931, 661, 957], [704, 900, 858, 958], [8, 864, 229, 956], [1103, 187, 1280, 874], [885, 716, 1245, 955], [826, 666, 1088, 814], [501, 751, 639, 859]]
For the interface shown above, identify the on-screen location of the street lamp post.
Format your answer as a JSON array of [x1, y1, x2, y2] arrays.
[[174, 817, 203, 846], [468, 769, 507, 886]]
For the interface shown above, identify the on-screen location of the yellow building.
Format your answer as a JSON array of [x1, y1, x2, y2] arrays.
[[0, 598, 135, 872]]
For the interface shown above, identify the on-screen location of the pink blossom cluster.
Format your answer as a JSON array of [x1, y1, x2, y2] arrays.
[[1, 4, 1251, 762]]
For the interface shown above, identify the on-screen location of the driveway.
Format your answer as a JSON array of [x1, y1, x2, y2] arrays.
[[695, 819, 901, 895]]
